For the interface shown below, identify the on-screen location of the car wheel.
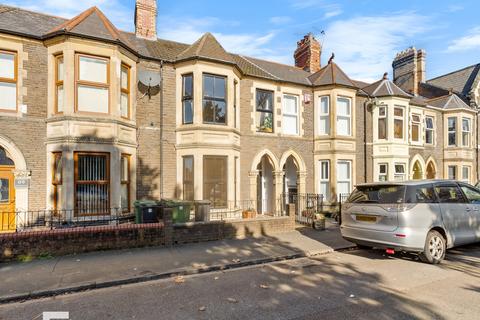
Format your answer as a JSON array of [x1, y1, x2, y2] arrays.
[[419, 230, 446, 264]]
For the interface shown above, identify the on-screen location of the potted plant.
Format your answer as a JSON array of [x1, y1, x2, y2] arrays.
[[313, 213, 326, 230], [242, 208, 257, 219], [259, 114, 273, 133]]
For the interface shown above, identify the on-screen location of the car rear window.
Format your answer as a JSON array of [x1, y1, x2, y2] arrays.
[[405, 185, 437, 203], [347, 185, 406, 204]]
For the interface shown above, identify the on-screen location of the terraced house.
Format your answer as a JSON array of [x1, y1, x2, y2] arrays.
[[0, 1, 479, 230]]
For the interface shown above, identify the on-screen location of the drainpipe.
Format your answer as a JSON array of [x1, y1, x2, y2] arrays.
[[160, 60, 164, 199], [363, 94, 373, 183]]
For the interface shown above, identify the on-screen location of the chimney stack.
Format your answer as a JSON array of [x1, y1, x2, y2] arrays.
[[135, 0, 157, 41], [294, 33, 321, 73], [392, 47, 426, 95]]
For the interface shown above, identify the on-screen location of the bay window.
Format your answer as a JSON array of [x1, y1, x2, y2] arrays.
[[120, 64, 130, 118], [318, 96, 330, 135], [120, 154, 130, 212], [411, 114, 421, 143], [394, 163, 406, 181], [283, 94, 299, 135], [448, 117, 456, 146], [319, 160, 330, 200], [183, 156, 194, 201], [76, 54, 109, 113], [55, 55, 64, 113], [378, 163, 388, 181], [448, 165, 456, 180], [394, 107, 404, 139], [52, 152, 63, 210], [337, 160, 351, 197], [74, 152, 110, 215], [203, 156, 227, 208], [0, 50, 17, 111], [336, 97, 351, 136], [182, 74, 193, 124], [203, 74, 226, 124], [378, 106, 387, 140], [462, 166, 470, 183], [425, 116, 434, 145], [256, 89, 274, 133], [462, 118, 471, 147]]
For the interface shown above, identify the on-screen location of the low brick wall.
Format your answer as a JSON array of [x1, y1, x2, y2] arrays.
[[1, 208, 295, 261]]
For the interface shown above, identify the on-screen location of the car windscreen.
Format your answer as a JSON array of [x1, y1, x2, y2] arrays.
[[347, 185, 406, 204]]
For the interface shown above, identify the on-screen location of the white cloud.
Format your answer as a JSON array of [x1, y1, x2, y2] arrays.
[[2, 0, 133, 30], [269, 16, 292, 25], [321, 13, 429, 82], [323, 9, 342, 19], [446, 27, 480, 52], [290, 0, 342, 19]]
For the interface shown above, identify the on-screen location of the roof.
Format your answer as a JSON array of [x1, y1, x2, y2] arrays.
[[176, 32, 234, 64], [362, 77, 412, 99], [427, 63, 480, 97], [239, 56, 312, 85], [308, 61, 357, 87], [426, 93, 474, 111]]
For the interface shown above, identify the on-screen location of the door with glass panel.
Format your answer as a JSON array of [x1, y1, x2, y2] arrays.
[[0, 167, 15, 232]]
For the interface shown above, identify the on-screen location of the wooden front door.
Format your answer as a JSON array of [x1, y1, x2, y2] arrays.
[[0, 167, 15, 232]]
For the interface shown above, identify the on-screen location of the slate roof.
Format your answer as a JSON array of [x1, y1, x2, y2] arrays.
[[427, 64, 480, 97], [176, 32, 234, 64], [427, 93, 473, 111], [239, 56, 312, 85], [361, 76, 412, 99], [308, 62, 356, 87]]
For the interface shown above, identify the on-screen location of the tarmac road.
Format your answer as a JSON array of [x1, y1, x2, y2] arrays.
[[1, 243, 479, 320]]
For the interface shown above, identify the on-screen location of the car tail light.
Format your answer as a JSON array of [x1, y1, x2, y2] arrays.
[[395, 234, 406, 238], [386, 248, 395, 255]]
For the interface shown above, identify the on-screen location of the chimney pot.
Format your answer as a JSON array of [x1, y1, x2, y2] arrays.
[[294, 33, 321, 73]]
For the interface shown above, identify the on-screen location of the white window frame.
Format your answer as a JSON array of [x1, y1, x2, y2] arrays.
[[282, 94, 299, 135], [462, 117, 471, 147], [425, 116, 434, 145], [462, 166, 470, 183], [448, 117, 457, 147], [411, 113, 421, 143], [318, 160, 330, 201], [377, 105, 387, 140], [393, 106, 404, 140], [394, 163, 406, 181], [318, 96, 330, 135], [336, 97, 351, 136], [336, 160, 352, 199], [448, 165, 457, 180], [378, 163, 388, 182], [0, 50, 17, 112]]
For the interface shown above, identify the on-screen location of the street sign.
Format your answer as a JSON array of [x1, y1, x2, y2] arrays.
[[14, 178, 30, 189]]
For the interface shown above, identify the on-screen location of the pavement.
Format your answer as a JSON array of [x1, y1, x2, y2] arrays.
[[0, 219, 354, 304]]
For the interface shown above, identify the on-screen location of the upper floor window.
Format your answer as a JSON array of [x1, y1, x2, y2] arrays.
[[448, 117, 456, 146], [378, 106, 387, 140], [411, 114, 421, 143], [233, 80, 238, 128], [120, 64, 130, 119], [462, 118, 471, 147], [55, 55, 64, 113], [182, 74, 193, 124], [283, 95, 299, 135], [336, 97, 351, 136], [203, 74, 226, 124], [76, 54, 109, 114], [0, 50, 17, 112], [318, 96, 330, 135], [393, 107, 404, 139], [425, 116, 434, 145], [256, 89, 274, 133]]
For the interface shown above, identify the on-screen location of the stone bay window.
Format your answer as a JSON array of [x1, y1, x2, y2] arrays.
[[203, 74, 226, 124], [75, 54, 110, 114]]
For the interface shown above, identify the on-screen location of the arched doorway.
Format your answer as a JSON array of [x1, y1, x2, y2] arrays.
[[257, 155, 275, 215], [426, 161, 436, 179], [0, 146, 15, 231], [412, 160, 423, 180], [283, 156, 298, 203]]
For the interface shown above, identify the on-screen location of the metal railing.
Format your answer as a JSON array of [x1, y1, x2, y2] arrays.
[[208, 199, 287, 221], [0, 208, 135, 233]]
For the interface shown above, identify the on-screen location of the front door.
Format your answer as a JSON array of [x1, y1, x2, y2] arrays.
[[0, 167, 15, 232]]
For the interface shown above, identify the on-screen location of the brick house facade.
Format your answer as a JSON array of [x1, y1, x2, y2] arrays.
[[0, 2, 479, 229]]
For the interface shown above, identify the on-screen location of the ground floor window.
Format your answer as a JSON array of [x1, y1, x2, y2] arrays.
[[203, 156, 227, 208], [394, 163, 406, 181], [183, 156, 194, 201], [378, 163, 388, 181], [319, 160, 330, 200], [462, 166, 470, 183], [120, 154, 130, 212], [52, 152, 63, 210], [447, 165, 456, 180], [74, 152, 110, 215], [337, 160, 351, 198]]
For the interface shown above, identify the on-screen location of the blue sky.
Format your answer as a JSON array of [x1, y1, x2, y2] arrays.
[[4, 0, 480, 81]]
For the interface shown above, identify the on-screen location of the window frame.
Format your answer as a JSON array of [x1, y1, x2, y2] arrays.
[[377, 105, 387, 140], [425, 116, 434, 145], [120, 63, 131, 119], [282, 94, 299, 136], [203, 155, 228, 208], [462, 117, 471, 147], [120, 154, 131, 212], [256, 88, 274, 133], [73, 152, 110, 216], [447, 117, 457, 147], [461, 165, 470, 183], [336, 160, 352, 198], [182, 155, 194, 201], [336, 96, 351, 136], [52, 152, 63, 210], [411, 113, 421, 143], [394, 163, 406, 181], [202, 73, 227, 125], [393, 106, 404, 140], [447, 165, 457, 180], [378, 163, 388, 181], [74, 53, 110, 114], [182, 73, 194, 124], [0, 49, 18, 113], [318, 96, 330, 135], [54, 54, 64, 114], [318, 160, 330, 200]]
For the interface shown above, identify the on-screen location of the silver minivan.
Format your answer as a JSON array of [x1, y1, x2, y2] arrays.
[[341, 180, 480, 264]]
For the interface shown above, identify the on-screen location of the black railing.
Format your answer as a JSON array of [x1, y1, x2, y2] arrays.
[[0, 208, 135, 233]]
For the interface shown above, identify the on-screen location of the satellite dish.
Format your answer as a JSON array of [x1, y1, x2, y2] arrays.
[[138, 70, 161, 87]]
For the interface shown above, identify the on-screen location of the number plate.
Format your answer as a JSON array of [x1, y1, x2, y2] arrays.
[[356, 215, 377, 223]]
